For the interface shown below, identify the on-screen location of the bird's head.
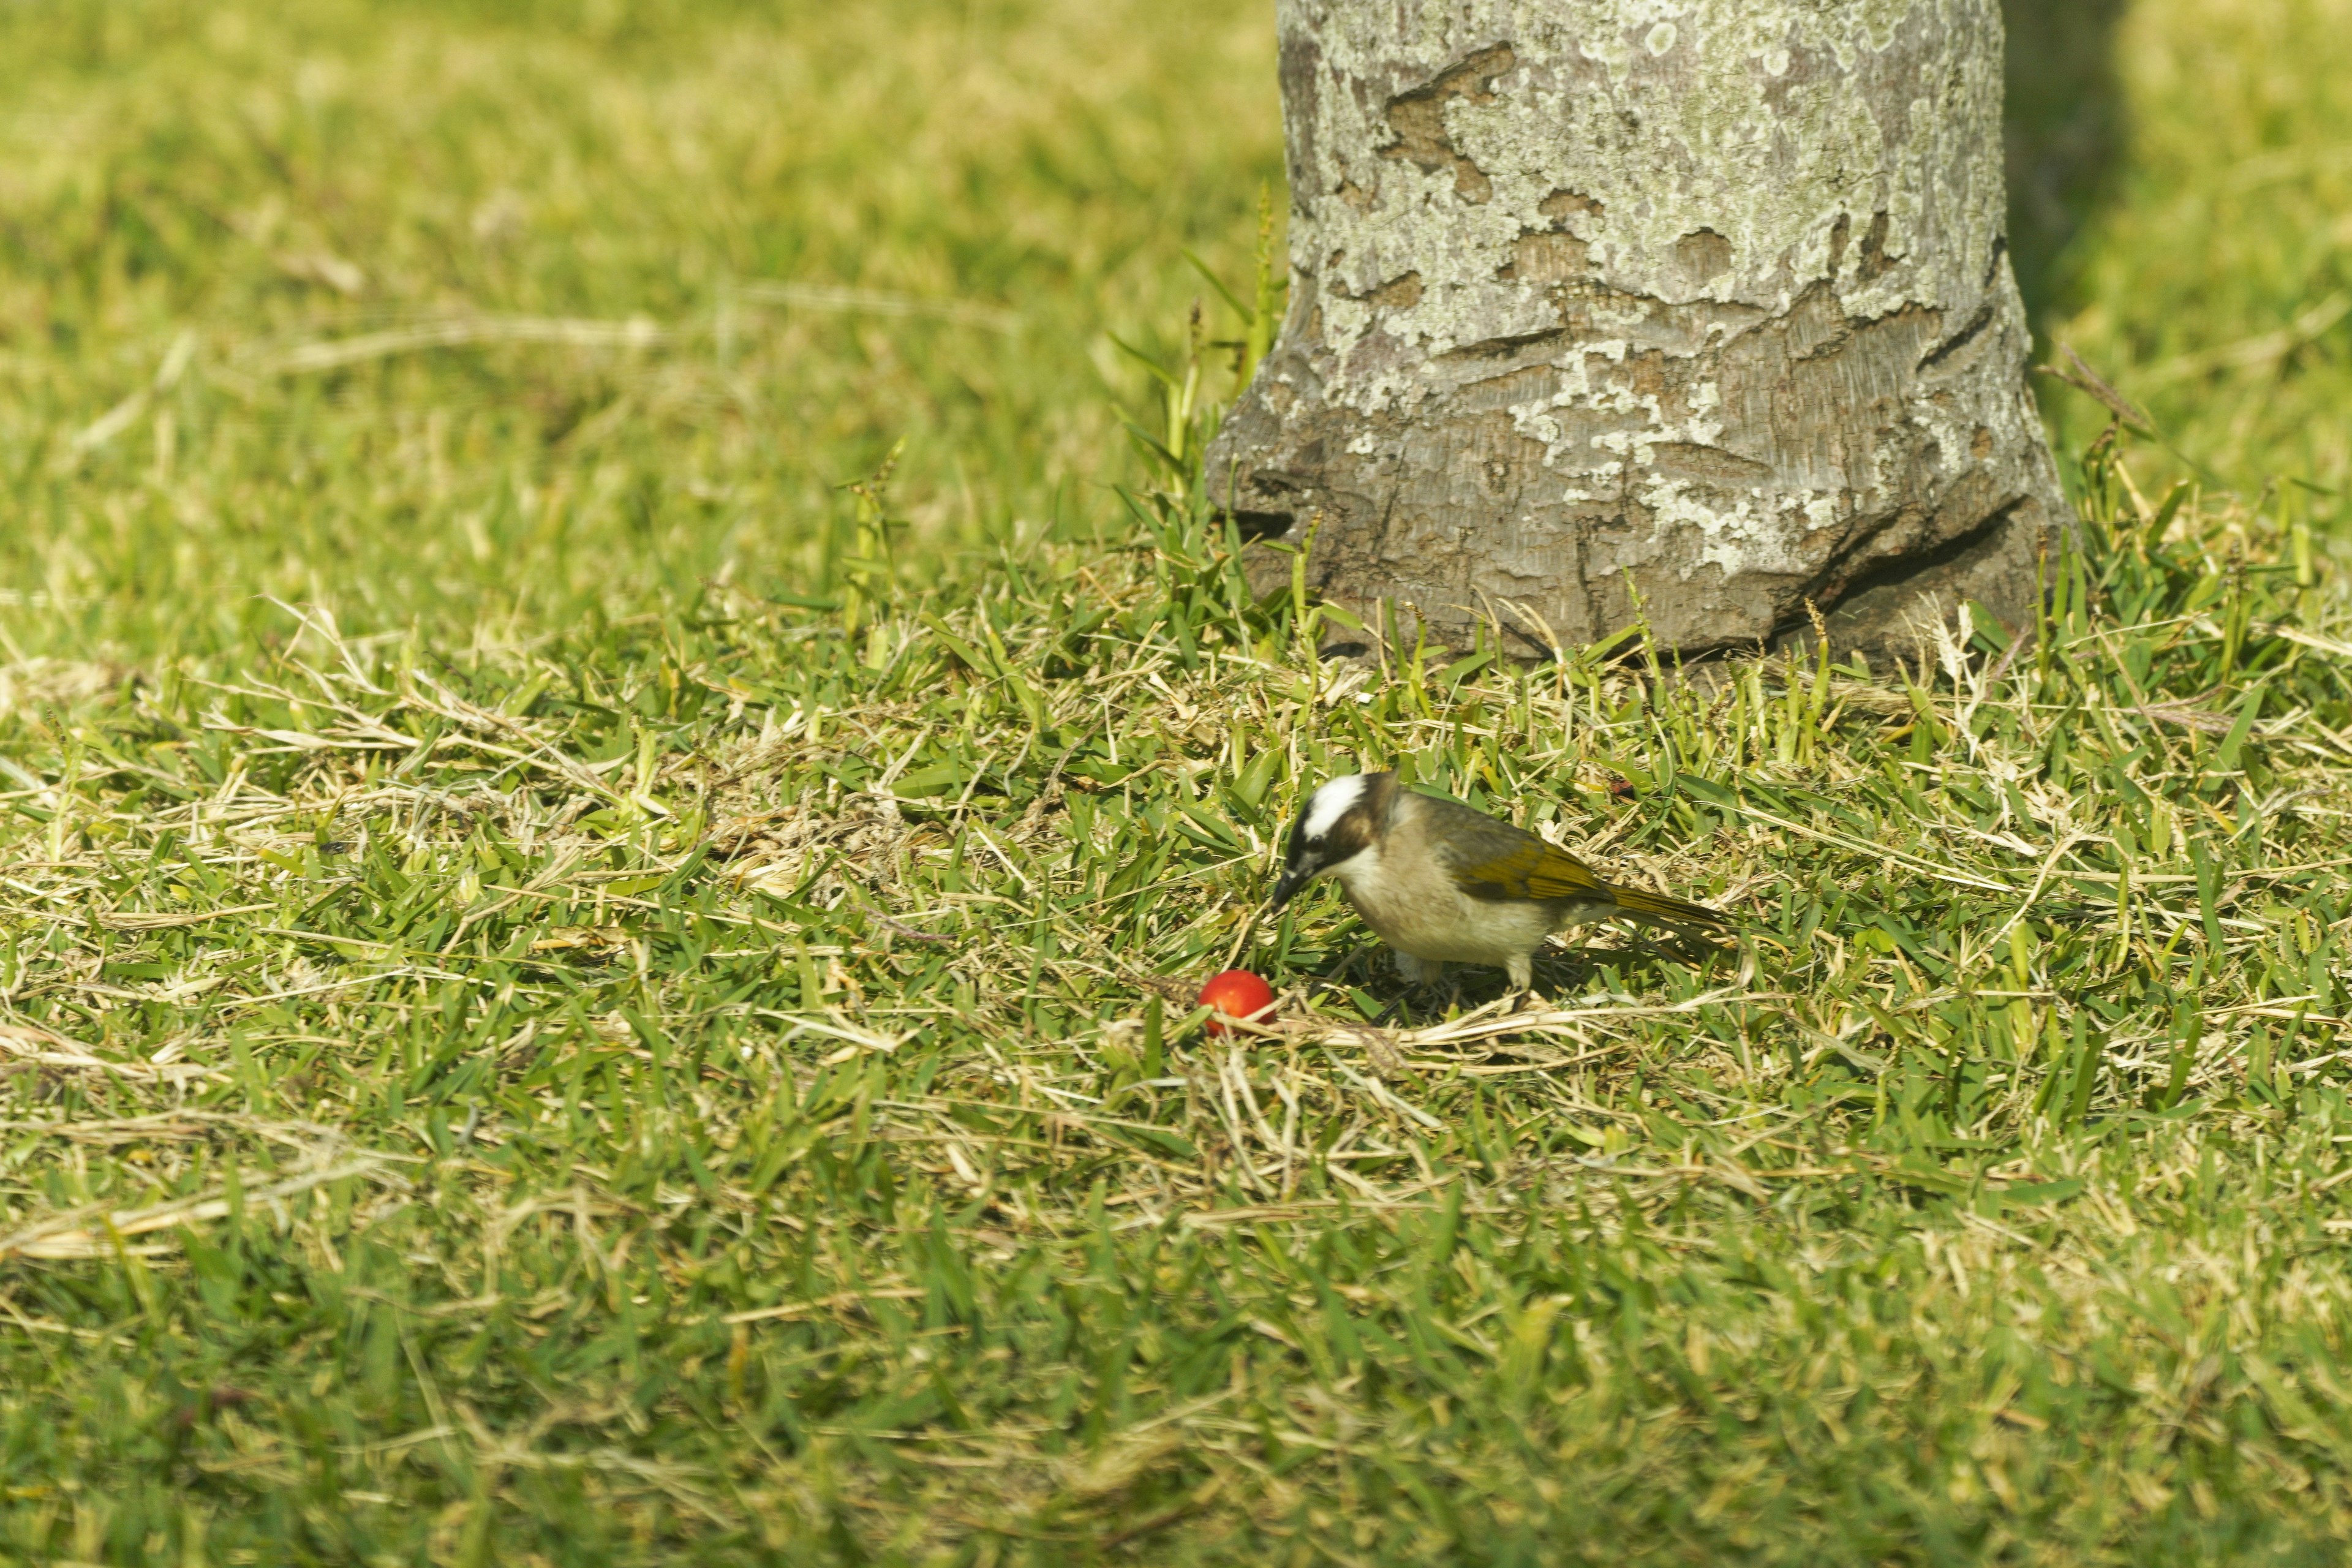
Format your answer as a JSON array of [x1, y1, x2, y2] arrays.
[[1270, 772, 1392, 909]]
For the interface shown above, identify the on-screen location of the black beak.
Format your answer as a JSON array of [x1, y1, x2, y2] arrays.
[[1268, 868, 1308, 910]]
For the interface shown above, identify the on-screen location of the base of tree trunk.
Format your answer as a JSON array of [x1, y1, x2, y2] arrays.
[[1219, 378, 2062, 671], [1209, 2, 2072, 670]]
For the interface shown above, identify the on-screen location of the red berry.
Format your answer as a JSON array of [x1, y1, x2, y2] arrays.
[[1197, 969, 1276, 1036]]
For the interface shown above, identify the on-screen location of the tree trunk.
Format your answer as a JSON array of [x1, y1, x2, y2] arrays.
[[1208, 0, 2068, 663]]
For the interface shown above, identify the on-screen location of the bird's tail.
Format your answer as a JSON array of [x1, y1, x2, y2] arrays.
[[1604, 882, 1728, 932]]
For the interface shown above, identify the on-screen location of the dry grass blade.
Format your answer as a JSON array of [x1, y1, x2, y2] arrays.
[[728, 281, 1021, 333], [0, 1155, 397, 1261], [2040, 342, 2155, 429], [94, 903, 278, 931], [262, 314, 674, 374], [2141, 292, 2352, 388], [0, 1025, 227, 1085]]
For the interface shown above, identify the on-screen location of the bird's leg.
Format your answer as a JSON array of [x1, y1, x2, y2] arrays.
[[1392, 951, 1444, 988], [1390, 951, 1446, 1025], [1506, 953, 1537, 1006]]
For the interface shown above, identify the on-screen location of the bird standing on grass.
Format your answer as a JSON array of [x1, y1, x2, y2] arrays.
[[1268, 772, 1727, 992]]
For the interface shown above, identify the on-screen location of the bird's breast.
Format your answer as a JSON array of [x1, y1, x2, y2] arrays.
[[1336, 842, 1575, 966]]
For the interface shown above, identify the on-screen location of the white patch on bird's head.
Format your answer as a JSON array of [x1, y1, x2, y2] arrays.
[[1272, 772, 1387, 909], [1301, 774, 1369, 843]]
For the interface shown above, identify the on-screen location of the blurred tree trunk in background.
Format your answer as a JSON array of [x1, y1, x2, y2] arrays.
[[1208, 0, 2069, 662]]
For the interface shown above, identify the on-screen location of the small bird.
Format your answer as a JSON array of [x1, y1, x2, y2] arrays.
[[1268, 771, 1727, 992]]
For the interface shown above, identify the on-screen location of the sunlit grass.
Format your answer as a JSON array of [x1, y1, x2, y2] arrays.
[[2039, 0, 2352, 503], [2, 2, 2352, 1563], [0, 0, 1281, 663]]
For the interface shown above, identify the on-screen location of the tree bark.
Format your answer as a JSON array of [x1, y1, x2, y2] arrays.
[[1208, 0, 2068, 663]]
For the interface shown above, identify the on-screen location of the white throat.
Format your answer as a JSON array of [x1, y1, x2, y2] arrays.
[[1325, 842, 1380, 891]]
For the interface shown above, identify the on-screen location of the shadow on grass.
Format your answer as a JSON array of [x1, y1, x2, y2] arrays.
[[1330, 941, 1727, 1029], [2005, 0, 2130, 324]]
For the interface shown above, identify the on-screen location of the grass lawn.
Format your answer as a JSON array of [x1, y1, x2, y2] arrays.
[[3, 0, 2352, 1562]]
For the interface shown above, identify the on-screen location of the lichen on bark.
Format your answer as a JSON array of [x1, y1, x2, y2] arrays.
[[1210, 0, 2068, 660]]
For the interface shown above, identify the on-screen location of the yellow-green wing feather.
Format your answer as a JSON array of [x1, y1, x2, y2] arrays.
[[1448, 835, 1608, 903], [1605, 884, 1727, 929], [1422, 797, 1608, 903], [1427, 793, 1726, 928]]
